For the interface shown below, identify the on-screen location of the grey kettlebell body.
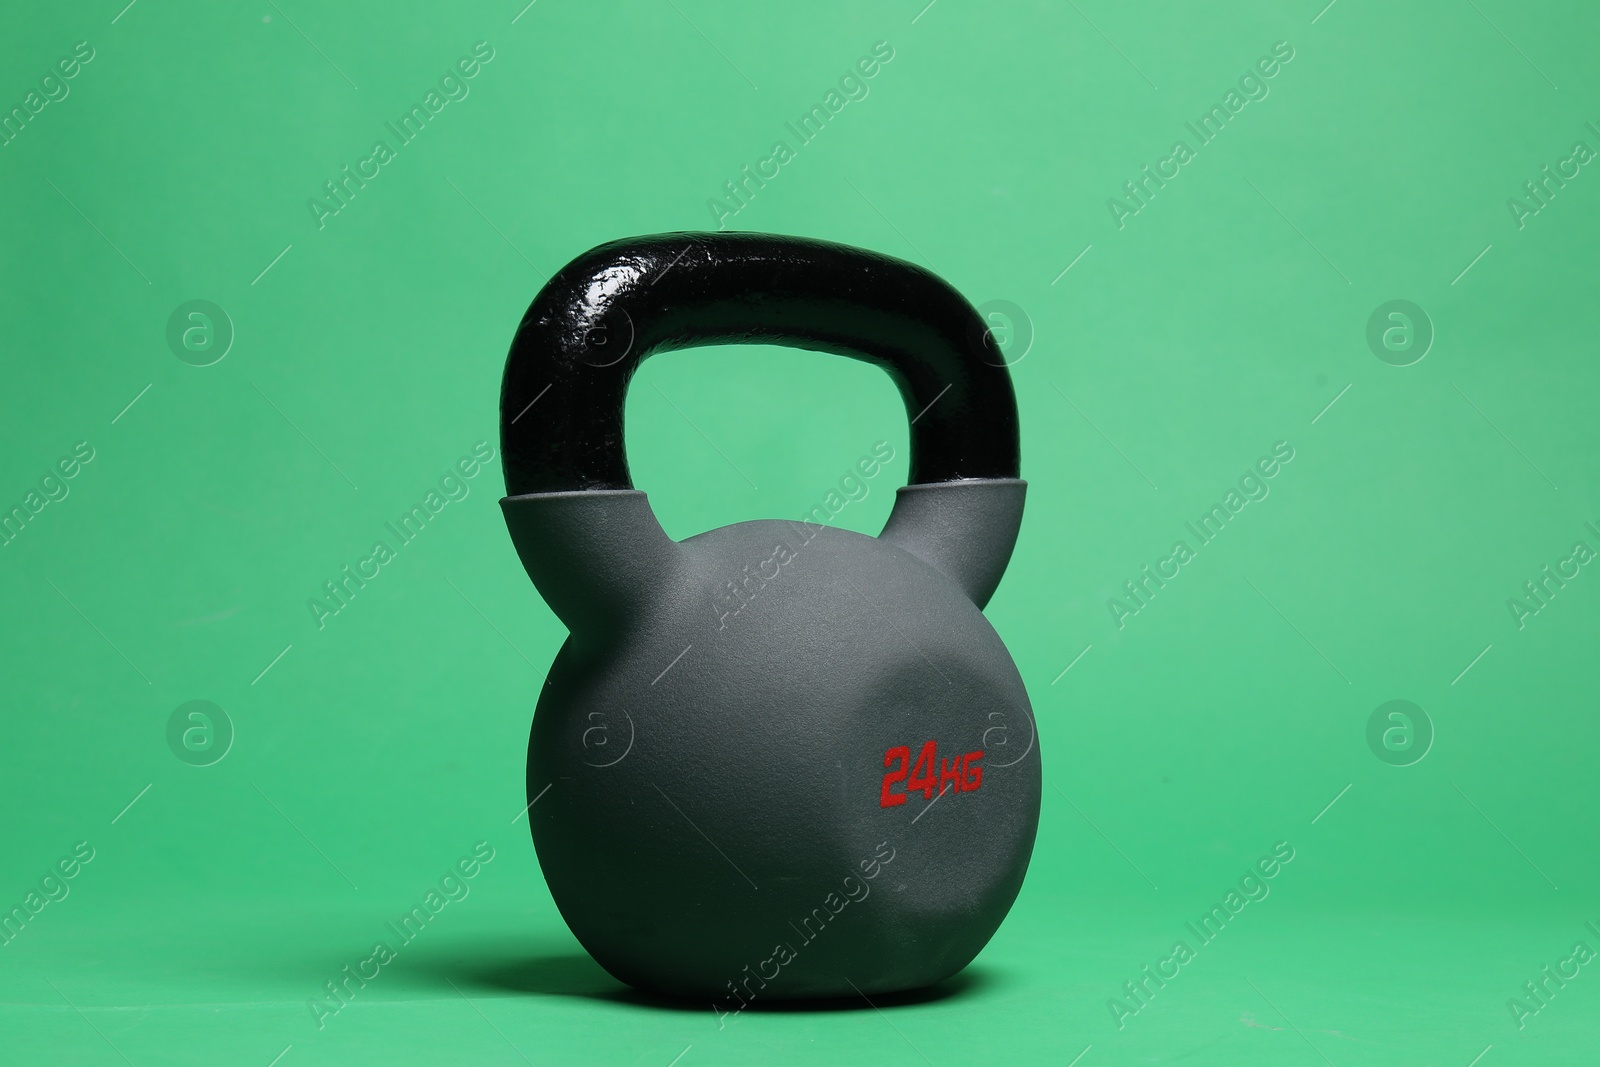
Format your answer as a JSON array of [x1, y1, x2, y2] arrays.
[[499, 233, 1040, 1003]]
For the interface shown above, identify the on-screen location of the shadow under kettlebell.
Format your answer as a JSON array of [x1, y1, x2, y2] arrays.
[[426, 946, 994, 1013]]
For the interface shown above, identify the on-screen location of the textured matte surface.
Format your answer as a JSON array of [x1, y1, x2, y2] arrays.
[[503, 497, 1039, 1000], [4, 1, 1599, 1063]]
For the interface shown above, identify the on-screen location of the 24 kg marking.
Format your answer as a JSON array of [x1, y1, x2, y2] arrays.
[[880, 742, 983, 808]]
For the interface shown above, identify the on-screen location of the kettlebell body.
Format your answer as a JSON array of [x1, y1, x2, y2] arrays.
[[499, 233, 1040, 1001]]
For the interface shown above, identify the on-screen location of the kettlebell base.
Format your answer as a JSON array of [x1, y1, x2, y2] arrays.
[[596, 960, 978, 1005]]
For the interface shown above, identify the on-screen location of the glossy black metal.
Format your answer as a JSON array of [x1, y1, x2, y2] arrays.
[[499, 232, 1021, 496]]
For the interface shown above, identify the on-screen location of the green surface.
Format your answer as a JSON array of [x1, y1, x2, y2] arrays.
[[3, 0, 1598, 1063]]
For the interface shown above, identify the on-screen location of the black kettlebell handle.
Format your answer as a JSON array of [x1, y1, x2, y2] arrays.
[[499, 232, 1020, 496]]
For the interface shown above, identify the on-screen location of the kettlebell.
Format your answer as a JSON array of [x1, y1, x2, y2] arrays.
[[498, 232, 1039, 1003]]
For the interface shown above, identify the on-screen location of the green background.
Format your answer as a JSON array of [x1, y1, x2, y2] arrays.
[[3, 0, 1597, 1063]]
